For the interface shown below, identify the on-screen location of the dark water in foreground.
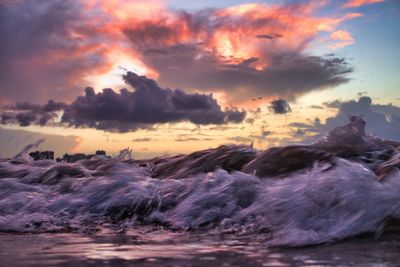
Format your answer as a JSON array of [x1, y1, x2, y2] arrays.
[[1, 230, 399, 266]]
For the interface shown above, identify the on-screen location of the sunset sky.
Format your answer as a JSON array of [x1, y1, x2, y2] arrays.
[[0, 0, 399, 158]]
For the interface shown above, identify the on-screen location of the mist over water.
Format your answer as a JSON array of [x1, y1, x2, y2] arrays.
[[1, 119, 399, 249]]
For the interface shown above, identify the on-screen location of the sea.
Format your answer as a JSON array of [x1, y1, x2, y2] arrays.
[[1, 121, 399, 266]]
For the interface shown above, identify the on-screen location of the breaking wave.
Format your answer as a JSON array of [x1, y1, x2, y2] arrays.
[[0, 117, 399, 246]]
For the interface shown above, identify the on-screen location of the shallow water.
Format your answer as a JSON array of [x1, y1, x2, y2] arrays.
[[1, 229, 399, 266]]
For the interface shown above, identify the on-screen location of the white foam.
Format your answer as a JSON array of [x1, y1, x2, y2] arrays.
[[0, 156, 399, 246]]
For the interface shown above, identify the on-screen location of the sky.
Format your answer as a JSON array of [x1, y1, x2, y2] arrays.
[[0, 0, 399, 158]]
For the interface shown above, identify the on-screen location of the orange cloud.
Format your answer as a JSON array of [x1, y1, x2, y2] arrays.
[[122, 2, 361, 71], [329, 30, 355, 49], [343, 0, 384, 8], [331, 30, 354, 41], [0, 0, 363, 104]]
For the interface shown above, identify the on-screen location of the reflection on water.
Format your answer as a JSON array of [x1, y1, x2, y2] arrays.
[[0, 228, 399, 266]]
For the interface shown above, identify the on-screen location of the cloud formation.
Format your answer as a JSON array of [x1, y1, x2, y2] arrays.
[[124, 3, 356, 101], [138, 45, 352, 102], [343, 0, 384, 8], [0, 0, 113, 103], [1, 72, 245, 132], [1, 100, 66, 126], [329, 30, 355, 49], [1, 0, 360, 104], [61, 72, 245, 132], [296, 96, 400, 142], [269, 99, 292, 114]]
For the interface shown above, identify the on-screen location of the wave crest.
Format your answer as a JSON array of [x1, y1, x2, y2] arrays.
[[0, 117, 399, 246]]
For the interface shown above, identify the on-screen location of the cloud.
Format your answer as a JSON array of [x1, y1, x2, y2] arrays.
[[225, 109, 247, 123], [288, 122, 314, 129], [141, 45, 352, 102], [132, 137, 153, 142], [1, 72, 246, 132], [228, 136, 254, 143], [1, 0, 361, 105], [329, 30, 355, 49], [255, 33, 283, 40], [299, 96, 400, 142], [1, 100, 66, 126], [269, 99, 292, 114], [0, 0, 114, 103], [59, 72, 245, 132], [323, 99, 343, 108], [294, 129, 306, 136], [208, 125, 239, 131], [261, 129, 273, 137], [124, 4, 356, 101], [175, 137, 213, 142], [309, 105, 324, 109], [343, 0, 384, 8]]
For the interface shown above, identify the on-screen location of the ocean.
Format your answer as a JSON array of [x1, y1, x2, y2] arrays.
[[0, 119, 399, 266]]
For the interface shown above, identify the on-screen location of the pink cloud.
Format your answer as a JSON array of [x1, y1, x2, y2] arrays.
[[0, 0, 363, 104], [329, 30, 355, 49], [343, 0, 384, 8]]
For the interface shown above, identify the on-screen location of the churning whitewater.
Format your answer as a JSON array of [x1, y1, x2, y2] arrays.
[[0, 117, 399, 247]]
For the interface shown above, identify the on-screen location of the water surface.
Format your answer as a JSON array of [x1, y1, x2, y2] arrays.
[[1, 230, 399, 266]]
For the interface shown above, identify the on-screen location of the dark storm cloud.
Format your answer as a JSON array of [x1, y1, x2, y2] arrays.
[[295, 96, 400, 142], [60, 72, 246, 132], [269, 99, 292, 114], [7, 101, 67, 113], [0, 0, 107, 103], [15, 112, 37, 127], [123, 7, 354, 102], [1, 1, 356, 105], [126, 41, 353, 102], [225, 109, 247, 123], [1, 100, 66, 126], [321, 97, 400, 140], [1, 72, 246, 132]]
